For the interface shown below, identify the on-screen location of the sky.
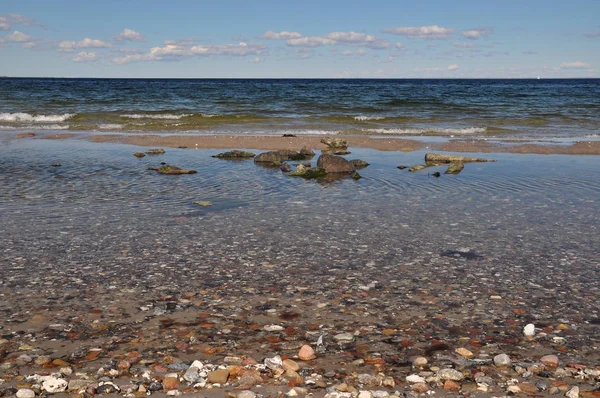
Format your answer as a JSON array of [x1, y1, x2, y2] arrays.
[[0, 0, 599, 78]]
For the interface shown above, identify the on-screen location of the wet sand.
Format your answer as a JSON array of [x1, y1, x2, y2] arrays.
[[81, 133, 600, 155], [1, 135, 599, 398]]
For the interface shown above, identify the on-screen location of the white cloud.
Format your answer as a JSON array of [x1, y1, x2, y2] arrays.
[[112, 42, 266, 64], [342, 49, 367, 56], [560, 61, 592, 69], [0, 14, 45, 31], [324, 31, 391, 49], [462, 27, 493, 40], [448, 64, 459, 71], [59, 37, 112, 52], [0, 17, 9, 31], [452, 42, 472, 48], [71, 51, 99, 62], [259, 30, 302, 40], [114, 28, 145, 42], [3, 30, 32, 42], [383, 25, 454, 39], [285, 36, 336, 47]]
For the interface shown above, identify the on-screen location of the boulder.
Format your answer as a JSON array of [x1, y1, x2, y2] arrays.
[[349, 159, 370, 169], [299, 146, 315, 156], [254, 151, 284, 165], [317, 154, 355, 173], [212, 150, 255, 159], [445, 162, 464, 174], [320, 137, 347, 149], [288, 165, 327, 179], [280, 162, 291, 172]]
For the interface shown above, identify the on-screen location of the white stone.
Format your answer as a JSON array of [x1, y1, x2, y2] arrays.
[[190, 360, 204, 369], [358, 392, 373, 398], [264, 324, 284, 331], [523, 323, 535, 336], [42, 377, 68, 393], [166, 390, 182, 396], [237, 391, 257, 398], [406, 374, 426, 384], [372, 391, 390, 397], [264, 355, 283, 370], [437, 368, 465, 381], [16, 389, 36, 398], [494, 353, 512, 367], [566, 386, 579, 398], [333, 333, 354, 342]]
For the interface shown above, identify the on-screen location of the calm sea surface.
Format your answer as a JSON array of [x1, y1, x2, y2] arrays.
[[1, 78, 599, 138]]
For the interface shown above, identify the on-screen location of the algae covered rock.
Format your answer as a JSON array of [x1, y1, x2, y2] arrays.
[[299, 146, 315, 157], [193, 201, 212, 207], [212, 150, 255, 159], [133, 152, 146, 158], [149, 165, 197, 175], [288, 164, 327, 179], [352, 172, 361, 180], [349, 159, 370, 169], [320, 137, 347, 149], [145, 148, 166, 155], [425, 153, 495, 163], [445, 162, 465, 174], [409, 164, 428, 172], [317, 154, 355, 173]]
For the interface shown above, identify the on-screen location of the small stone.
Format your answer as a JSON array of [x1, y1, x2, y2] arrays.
[[411, 382, 429, 393], [334, 333, 354, 342], [438, 368, 465, 381], [16, 389, 35, 398], [358, 374, 380, 387], [540, 354, 560, 368], [34, 356, 51, 365], [16, 354, 33, 365], [167, 390, 182, 396], [146, 148, 166, 155], [494, 353, 511, 367], [133, 152, 146, 158], [42, 377, 68, 393], [298, 345, 316, 361], [518, 383, 538, 394], [413, 357, 428, 367], [565, 386, 579, 398], [265, 355, 283, 370], [68, 379, 89, 391], [208, 369, 229, 384], [264, 324, 284, 331], [444, 380, 461, 392], [358, 392, 372, 398], [96, 382, 120, 395], [455, 348, 473, 359], [523, 323, 536, 336], [507, 385, 521, 394], [283, 359, 300, 372], [238, 370, 262, 386], [382, 376, 395, 388], [372, 391, 390, 398], [237, 391, 257, 398], [183, 366, 202, 383], [406, 375, 426, 384], [162, 377, 179, 390]]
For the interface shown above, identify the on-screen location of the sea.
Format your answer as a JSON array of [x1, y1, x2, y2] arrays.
[[1, 78, 599, 138]]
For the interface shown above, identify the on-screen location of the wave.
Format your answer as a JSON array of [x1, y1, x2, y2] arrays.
[[120, 113, 190, 120], [0, 112, 74, 122], [363, 127, 487, 135], [353, 115, 386, 121]]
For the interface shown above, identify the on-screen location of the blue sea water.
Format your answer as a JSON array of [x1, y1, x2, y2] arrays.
[[0, 78, 599, 138]]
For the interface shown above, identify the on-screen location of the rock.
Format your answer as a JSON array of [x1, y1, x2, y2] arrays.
[[264, 355, 283, 370], [283, 359, 300, 372], [444, 380, 461, 392], [351, 172, 361, 180], [34, 356, 51, 365], [357, 374, 380, 387], [424, 153, 495, 163], [212, 150, 255, 159], [494, 353, 512, 367], [146, 148, 166, 155], [237, 391, 257, 398], [413, 356, 428, 367], [162, 377, 179, 390], [382, 376, 395, 388], [167, 391, 182, 396], [150, 165, 197, 175], [133, 152, 146, 158], [445, 162, 464, 174], [208, 369, 229, 384], [437, 368, 465, 381], [280, 162, 291, 172], [298, 345, 316, 361], [455, 348, 474, 359], [507, 385, 521, 394], [349, 159, 370, 169], [289, 166, 327, 179], [254, 151, 285, 165], [16, 389, 35, 398], [183, 366, 203, 383], [299, 146, 315, 156], [16, 354, 33, 365], [523, 323, 536, 336], [283, 134, 296, 137], [408, 164, 428, 172], [317, 154, 355, 173], [193, 201, 212, 207], [411, 382, 429, 393], [406, 375, 425, 384], [358, 392, 372, 398], [320, 137, 347, 149], [42, 377, 68, 393], [96, 382, 120, 394], [431, 171, 441, 178], [67, 379, 89, 391], [238, 369, 263, 386], [334, 332, 354, 342], [566, 386, 579, 398], [397, 165, 408, 170], [264, 324, 284, 331], [540, 354, 559, 368]]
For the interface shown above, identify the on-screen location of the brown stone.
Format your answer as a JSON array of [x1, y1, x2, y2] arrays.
[[316, 154, 355, 173], [283, 359, 300, 372], [518, 383, 539, 394], [298, 345, 316, 361], [162, 377, 179, 390], [208, 369, 230, 384], [444, 380, 461, 392], [455, 348, 474, 359], [52, 359, 69, 366], [241, 357, 258, 366], [117, 360, 131, 370], [238, 369, 262, 386], [540, 354, 559, 368], [382, 329, 396, 335], [412, 382, 429, 393]]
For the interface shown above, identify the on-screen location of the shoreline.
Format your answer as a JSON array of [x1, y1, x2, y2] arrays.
[[23, 132, 600, 155]]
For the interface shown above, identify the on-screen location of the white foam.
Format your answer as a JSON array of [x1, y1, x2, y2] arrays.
[[98, 124, 123, 130], [354, 115, 385, 121], [0, 112, 74, 122], [120, 114, 189, 120], [200, 114, 221, 118], [365, 127, 486, 135]]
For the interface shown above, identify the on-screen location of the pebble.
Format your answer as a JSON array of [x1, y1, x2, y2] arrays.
[[298, 344, 316, 360], [207, 369, 229, 384], [540, 354, 560, 368], [566, 386, 580, 398], [183, 366, 202, 383], [237, 391, 256, 398], [357, 374, 380, 387], [411, 382, 429, 393], [523, 323, 536, 336], [406, 374, 426, 384], [334, 332, 354, 342], [264, 355, 283, 370], [357, 392, 372, 398], [455, 347, 473, 358], [264, 324, 284, 331], [494, 353, 512, 367], [282, 359, 300, 372], [437, 368, 465, 381], [42, 377, 68, 393], [16, 389, 35, 398]]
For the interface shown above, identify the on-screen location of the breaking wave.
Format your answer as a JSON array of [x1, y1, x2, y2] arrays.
[[0, 112, 74, 122]]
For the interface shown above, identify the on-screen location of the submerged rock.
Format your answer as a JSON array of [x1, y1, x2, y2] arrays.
[[409, 164, 428, 172], [193, 201, 212, 207], [300, 146, 315, 157], [212, 150, 255, 159], [133, 152, 146, 158], [445, 162, 464, 174], [352, 172, 361, 180], [280, 162, 292, 172], [289, 164, 327, 179], [145, 148, 166, 155], [149, 165, 197, 175], [317, 154, 355, 173], [425, 153, 495, 163], [349, 159, 370, 169]]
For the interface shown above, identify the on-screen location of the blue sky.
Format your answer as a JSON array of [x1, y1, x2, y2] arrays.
[[1, 0, 599, 78]]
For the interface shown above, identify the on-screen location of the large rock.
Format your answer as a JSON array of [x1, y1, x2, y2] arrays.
[[212, 150, 255, 159], [320, 137, 347, 149], [145, 148, 166, 155], [317, 154, 355, 173]]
